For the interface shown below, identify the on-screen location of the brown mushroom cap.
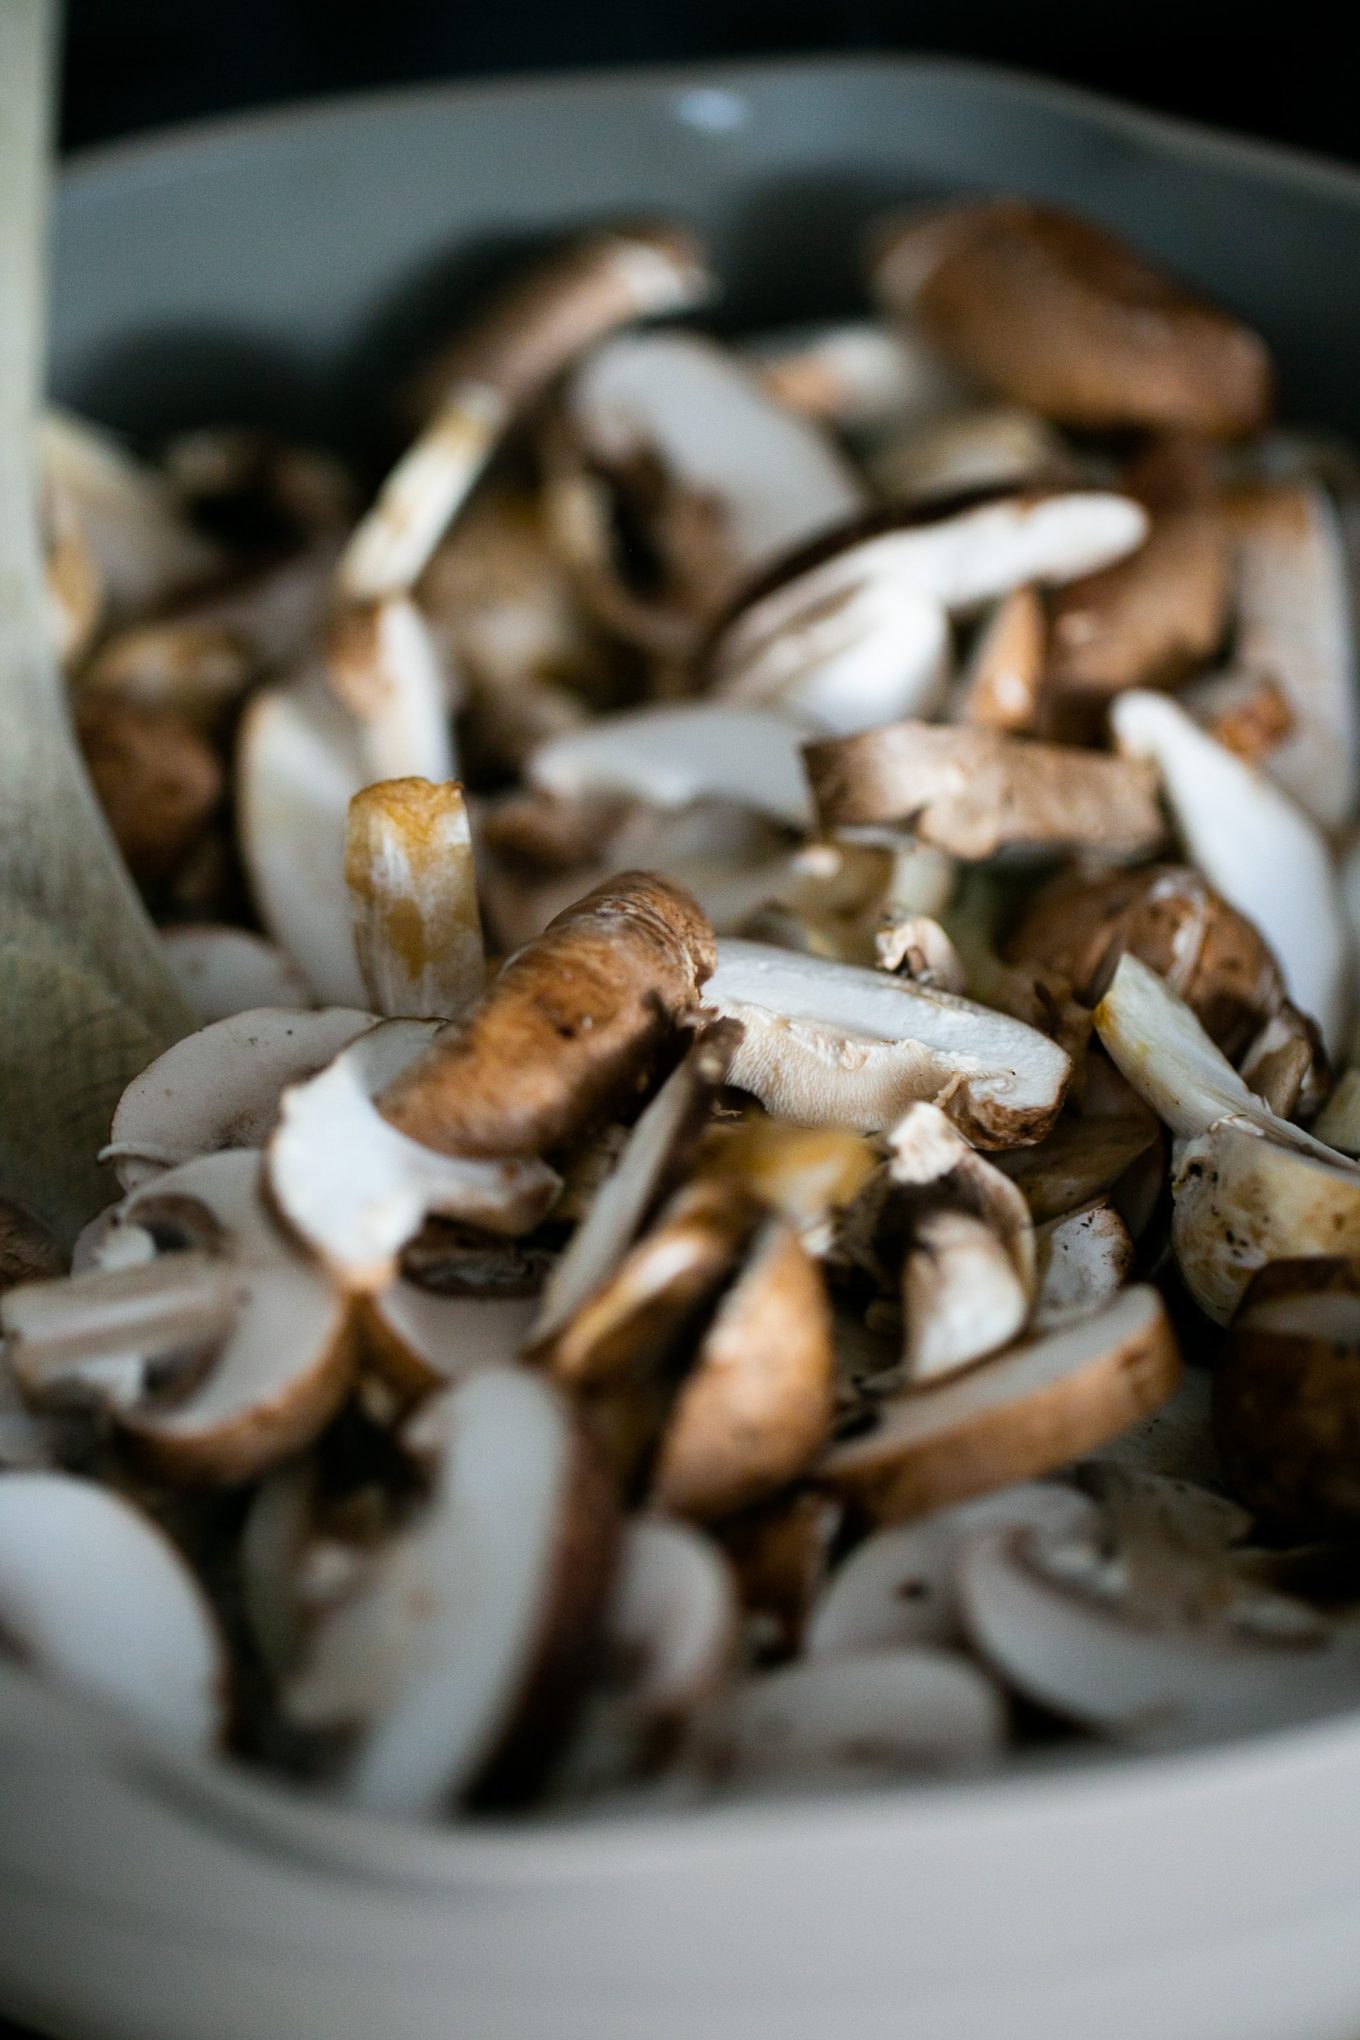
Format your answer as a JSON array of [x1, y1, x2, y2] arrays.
[[1216, 1258, 1360, 1538], [1006, 864, 1287, 1061], [1046, 499, 1230, 701], [379, 871, 716, 1160], [75, 695, 223, 886], [872, 200, 1273, 436]]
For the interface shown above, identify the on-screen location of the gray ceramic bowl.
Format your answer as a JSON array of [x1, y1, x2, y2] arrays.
[[9, 55, 1360, 2040]]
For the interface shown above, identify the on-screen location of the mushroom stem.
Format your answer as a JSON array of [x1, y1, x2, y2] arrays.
[[345, 778, 484, 1020], [2, 1251, 238, 1391]]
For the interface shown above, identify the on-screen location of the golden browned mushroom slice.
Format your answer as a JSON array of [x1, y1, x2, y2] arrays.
[[529, 702, 815, 831], [339, 228, 712, 605], [1033, 1201, 1134, 1330], [704, 939, 1071, 1144], [805, 719, 1164, 861], [267, 1020, 560, 1291], [73, 695, 223, 889], [955, 584, 1048, 733], [1110, 691, 1352, 1053], [870, 405, 1074, 507], [820, 1285, 1180, 1523], [741, 318, 970, 438], [159, 925, 314, 1025], [806, 1481, 1097, 1656], [41, 409, 223, 618], [652, 1213, 836, 1519], [284, 1366, 619, 1815], [0, 1470, 228, 1752], [103, 1005, 379, 1190], [379, 871, 715, 1160], [3, 1149, 357, 1485], [1173, 1119, 1360, 1324], [871, 200, 1273, 437], [1006, 863, 1288, 1062], [1226, 482, 1358, 830], [1215, 1259, 1360, 1537], [344, 778, 483, 1021]]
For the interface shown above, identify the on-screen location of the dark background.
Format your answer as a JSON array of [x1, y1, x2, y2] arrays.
[[59, 0, 1354, 163]]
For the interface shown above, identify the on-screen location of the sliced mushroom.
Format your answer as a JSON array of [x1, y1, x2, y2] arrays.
[[41, 408, 222, 617], [871, 200, 1273, 436], [694, 1115, 878, 1250], [1046, 496, 1230, 703], [0, 1470, 227, 1751], [742, 318, 970, 437], [1087, 1366, 1224, 1490], [362, 1286, 538, 1402], [955, 584, 1048, 733], [1033, 1201, 1134, 1329], [806, 719, 1164, 861], [820, 1285, 1180, 1523], [344, 777, 483, 1020], [807, 1481, 1098, 1656], [4, 1150, 357, 1485], [870, 404, 1074, 506], [339, 228, 712, 604], [717, 1490, 842, 1656], [1110, 689, 1352, 1052], [652, 1213, 835, 1520], [1238, 1002, 1329, 1122], [160, 925, 314, 1025], [1186, 667, 1296, 768], [104, 1006, 378, 1191], [378, 872, 715, 1160], [529, 702, 815, 831], [285, 1367, 619, 1815], [325, 596, 456, 783], [1227, 482, 1358, 830], [1315, 1067, 1360, 1156], [704, 938, 1071, 1144], [688, 1647, 1006, 1791], [1173, 1117, 1360, 1324], [74, 695, 223, 887], [996, 1108, 1161, 1225]]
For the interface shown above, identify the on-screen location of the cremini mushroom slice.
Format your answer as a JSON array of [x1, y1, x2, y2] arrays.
[[362, 1286, 538, 1403], [806, 1481, 1098, 1656], [806, 719, 1164, 861], [267, 1021, 560, 1292], [0, 1471, 227, 1751], [996, 1110, 1162, 1227], [160, 925, 314, 1024], [1110, 690, 1353, 1053], [79, 618, 254, 732], [955, 584, 1048, 733], [1238, 1002, 1329, 1122], [870, 404, 1074, 506], [563, 328, 865, 634], [1007, 863, 1288, 1061], [379, 871, 716, 1161], [820, 1285, 1180, 1523], [693, 1115, 878, 1251], [688, 1647, 1006, 1791], [871, 200, 1273, 436], [1172, 1119, 1360, 1325], [325, 596, 456, 784], [529, 1025, 742, 1361], [1215, 1259, 1360, 1537], [285, 1367, 619, 1815], [5, 1150, 358, 1485], [1314, 1067, 1360, 1156], [1033, 1201, 1134, 1330], [652, 1213, 836, 1520], [875, 909, 968, 991], [338, 227, 712, 604], [529, 702, 815, 831], [741, 318, 970, 437], [104, 1006, 378, 1190], [704, 938, 1071, 1144], [74, 695, 223, 888], [1227, 481, 1359, 831], [41, 408, 222, 617], [344, 778, 483, 1020]]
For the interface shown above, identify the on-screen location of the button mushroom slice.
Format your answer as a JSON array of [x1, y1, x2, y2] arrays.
[[741, 318, 970, 437], [338, 227, 712, 606], [267, 1022, 560, 1292], [870, 405, 1075, 507], [871, 200, 1273, 437], [651, 1213, 836, 1521], [955, 584, 1048, 733], [160, 925, 315, 1025], [73, 694, 224, 888], [1033, 1200, 1134, 1330], [807, 1481, 1098, 1656], [378, 871, 715, 1161], [956, 1514, 1360, 1748], [41, 409, 223, 619], [0, 1470, 228, 1752], [103, 1005, 378, 1191], [1088, 1365, 1224, 1489], [529, 702, 815, 832], [688, 1647, 1006, 1792], [821, 1285, 1180, 1523], [1215, 1259, 1360, 1538], [529, 1024, 742, 1360], [704, 938, 1071, 1145], [805, 718, 1164, 862], [1006, 863, 1288, 1062], [1313, 1066, 1360, 1156], [1110, 689, 1352, 1053], [285, 1366, 620, 1816], [1226, 482, 1359, 831], [1172, 1117, 1360, 1325], [344, 778, 483, 1021], [362, 1287, 539, 1403]]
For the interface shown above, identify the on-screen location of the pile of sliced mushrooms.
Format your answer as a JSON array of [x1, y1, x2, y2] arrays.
[[12, 195, 1360, 1818]]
